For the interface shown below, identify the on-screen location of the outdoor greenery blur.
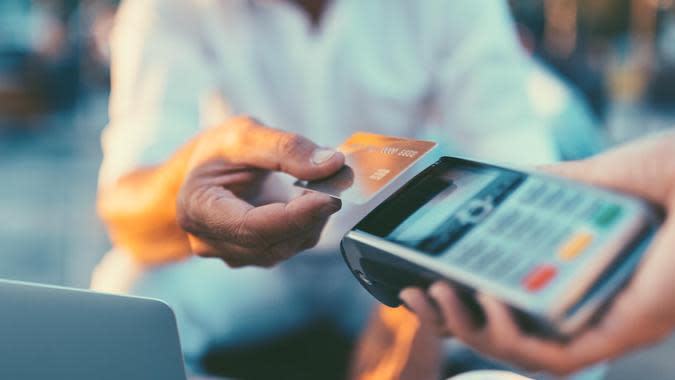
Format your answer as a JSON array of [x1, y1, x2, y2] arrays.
[[0, 0, 673, 290]]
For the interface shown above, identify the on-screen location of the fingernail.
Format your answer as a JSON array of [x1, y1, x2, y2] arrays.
[[319, 199, 342, 216], [311, 148, 337, 165]]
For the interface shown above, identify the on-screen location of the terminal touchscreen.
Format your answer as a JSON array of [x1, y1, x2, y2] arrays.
[[341, 156, 662, 338]]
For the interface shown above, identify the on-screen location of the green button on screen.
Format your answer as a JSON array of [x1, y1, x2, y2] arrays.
[[593, 204, 622, 227]]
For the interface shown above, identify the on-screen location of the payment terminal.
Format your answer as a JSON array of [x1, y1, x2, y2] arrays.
[[341, 156, 662, 338]]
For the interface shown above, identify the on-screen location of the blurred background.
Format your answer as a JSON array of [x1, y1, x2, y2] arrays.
[[7, 0, 674, 288], [0, 0, 115, 287], [0, 0, 674, 378]]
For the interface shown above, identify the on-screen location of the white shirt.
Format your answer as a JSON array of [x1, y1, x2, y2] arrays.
[[99, 0, 596, 253]]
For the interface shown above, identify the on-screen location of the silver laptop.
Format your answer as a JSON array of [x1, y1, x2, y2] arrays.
[[0, 279, 187, 380]]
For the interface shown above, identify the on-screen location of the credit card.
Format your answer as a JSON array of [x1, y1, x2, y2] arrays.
[[295, 132, 437, 204]]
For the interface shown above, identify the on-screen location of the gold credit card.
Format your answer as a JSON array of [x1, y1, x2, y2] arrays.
[[295, 132, 437, 204]]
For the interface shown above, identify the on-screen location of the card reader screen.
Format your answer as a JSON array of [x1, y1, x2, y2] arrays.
[[355, 158, 525, 255]]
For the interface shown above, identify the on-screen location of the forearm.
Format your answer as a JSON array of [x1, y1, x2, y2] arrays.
[[97, 139, 198, 266]]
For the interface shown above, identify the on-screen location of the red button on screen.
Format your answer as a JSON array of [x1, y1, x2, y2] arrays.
[[523, 265, 557, 292]]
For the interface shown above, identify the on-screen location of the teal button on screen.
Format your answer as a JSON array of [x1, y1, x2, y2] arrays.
[[593, 204, 622, 227]]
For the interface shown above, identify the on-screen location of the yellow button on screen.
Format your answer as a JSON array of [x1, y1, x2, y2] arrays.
[[559, 232, 593, 261]]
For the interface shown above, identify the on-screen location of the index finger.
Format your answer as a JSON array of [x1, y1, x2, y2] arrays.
[[208, 117, 346, 180]]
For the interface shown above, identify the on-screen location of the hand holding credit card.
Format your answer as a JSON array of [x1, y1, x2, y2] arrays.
[[295, 132, 437, 204]]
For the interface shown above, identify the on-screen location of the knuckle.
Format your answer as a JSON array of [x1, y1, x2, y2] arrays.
[[231, 115, 259, 131], [231, 218, 251, 245], [236, 212, 270, 248], [277, 132, 309, 159], [176, 185, 214, 236], [222, 115, 261, 151]]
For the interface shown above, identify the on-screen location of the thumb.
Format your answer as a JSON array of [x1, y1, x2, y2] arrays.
[[244, 191, 342, 244], [540, 132, 675, 206], [211, 116, 345, 180]]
